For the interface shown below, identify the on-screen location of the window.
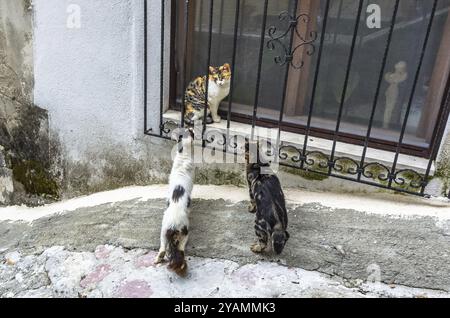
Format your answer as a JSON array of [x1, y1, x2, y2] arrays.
[[169, 0, 450, 158]]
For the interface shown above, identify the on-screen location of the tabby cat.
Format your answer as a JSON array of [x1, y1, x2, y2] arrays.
[[245, 139, 289, 255], [184, 63, 231, 125]]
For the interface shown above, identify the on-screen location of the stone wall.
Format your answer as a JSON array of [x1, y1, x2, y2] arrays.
[[0, 0, 56, 206], [0, 0, 33, 133]]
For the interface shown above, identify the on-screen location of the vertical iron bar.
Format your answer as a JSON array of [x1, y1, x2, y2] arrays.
[[203, 0, 214, 147], [251, 0, 269, 140], [358, 0, 400, 181], [180, 0, 190, 128], [226, 0, 241, 152], [144, 0, 148, 134], [301, 0, 331, 169], [328, 0, 364, 175], [388, 0, 438, 188], [277, 0, 299, 147], [159, 0, 165, 132]]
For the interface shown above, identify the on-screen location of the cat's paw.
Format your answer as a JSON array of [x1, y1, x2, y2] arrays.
[[153, 251, 166, 265], [248, 202, 257, 214], [250, 243, 265, 253], [212, 117, 222, 123]]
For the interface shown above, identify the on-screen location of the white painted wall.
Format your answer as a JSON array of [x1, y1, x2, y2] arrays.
[[33, 0, 168, 160]]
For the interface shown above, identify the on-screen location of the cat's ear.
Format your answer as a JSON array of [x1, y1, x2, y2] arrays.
[[223, 63, 230, 71], [209, 66, 216, 74]]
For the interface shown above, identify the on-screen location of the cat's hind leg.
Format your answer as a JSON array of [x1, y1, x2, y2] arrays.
[[154, 250, 166, 264], [154, 228, 168, 264], [251, 221, 268, 253], [251, 240, 267, 253], [178, 226, 189, 252]]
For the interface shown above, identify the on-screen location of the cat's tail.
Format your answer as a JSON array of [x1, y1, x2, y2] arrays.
[[165, 227, 188, 277]]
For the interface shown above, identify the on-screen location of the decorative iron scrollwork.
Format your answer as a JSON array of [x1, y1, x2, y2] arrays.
[[160, 120, 178, 137], [392, 169, 425, 189], [304, 151, 329, 170], [204, 129, 242, 154], [276, 144, 428, 193], [279, 144, 302, 163], [267, 11, 318, 69], [156, 121, 429, 194], [362, 163, 391, 182], [333, 157, 360, 175], [227, 134, 239, 150], [204, 129, 228, 151]]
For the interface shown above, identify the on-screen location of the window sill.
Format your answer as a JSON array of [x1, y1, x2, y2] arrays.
[[163, 110, 435, 176]]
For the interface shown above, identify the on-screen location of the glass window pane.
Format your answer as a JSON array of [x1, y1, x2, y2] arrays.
[[175, 0, 450, 155]]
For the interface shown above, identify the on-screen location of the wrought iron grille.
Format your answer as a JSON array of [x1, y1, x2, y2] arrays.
[[144, 0, 450, 198]]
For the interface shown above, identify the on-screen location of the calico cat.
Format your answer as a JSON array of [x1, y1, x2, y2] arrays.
[[245, 139, 289, 255], [154, 128, 195, 276], [184, 63, 231, 125]]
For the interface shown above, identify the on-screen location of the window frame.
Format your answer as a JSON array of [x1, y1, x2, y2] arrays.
[[167, 0, 450, 159]]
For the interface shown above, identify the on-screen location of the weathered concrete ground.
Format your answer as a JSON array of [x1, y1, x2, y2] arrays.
[[2, 245, 448, 298], [1, 185, 450, 298]]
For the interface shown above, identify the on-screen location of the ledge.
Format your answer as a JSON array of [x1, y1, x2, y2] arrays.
[[163, 110, 435, 175]]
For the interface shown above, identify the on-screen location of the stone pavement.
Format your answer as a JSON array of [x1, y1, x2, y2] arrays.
[[1, 185, 450, 298], [2, 246, 448, 298]]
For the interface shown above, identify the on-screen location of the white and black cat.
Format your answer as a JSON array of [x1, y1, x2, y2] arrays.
[[154, 128, 195, 276]]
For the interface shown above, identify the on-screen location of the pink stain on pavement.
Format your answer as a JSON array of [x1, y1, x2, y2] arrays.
[[116, 280, 153, 298], [94, 245, 112, 259], [231, 267, 257, 287], [134, 251, 158, 268], [80, 264, 113, 288]]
